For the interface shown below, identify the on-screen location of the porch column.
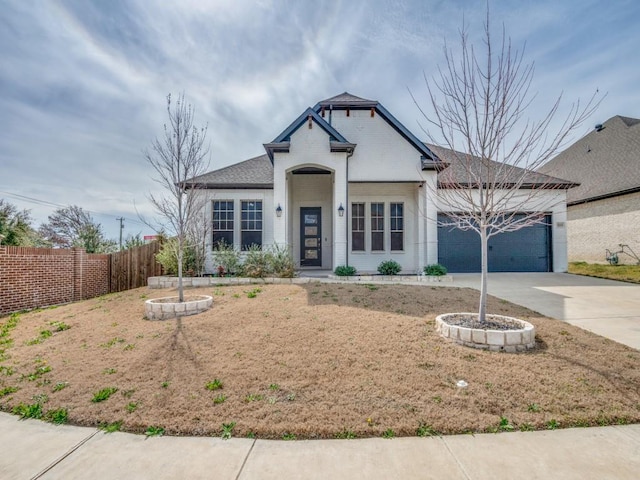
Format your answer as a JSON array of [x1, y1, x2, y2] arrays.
[[333, 160, 348, 268], [425, 173, 439, 265], [272, 157, 287, 246], [416, 183, 425, 270]]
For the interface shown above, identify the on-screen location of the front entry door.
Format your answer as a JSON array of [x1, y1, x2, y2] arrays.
[[300, 207, 322, 267]]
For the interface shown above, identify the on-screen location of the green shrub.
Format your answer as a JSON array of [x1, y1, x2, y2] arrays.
[[242, 244, 271, 278], [155, 238, 197, 275], [212, 241, 242, 276], [424, 264, 447, 276], [268, 244, 295, 278], [334, 265, 357, 276], [377, 260, 401, 275]]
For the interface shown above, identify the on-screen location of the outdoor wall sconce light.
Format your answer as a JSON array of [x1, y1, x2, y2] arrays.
[[338, 203, 345, 217], [276, 204, 283, 217]]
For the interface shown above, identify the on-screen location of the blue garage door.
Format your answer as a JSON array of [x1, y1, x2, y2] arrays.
[[437, 214, 552, 273]]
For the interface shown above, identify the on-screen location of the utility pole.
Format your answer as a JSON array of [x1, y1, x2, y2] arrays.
[[117, 217, 124, 251]]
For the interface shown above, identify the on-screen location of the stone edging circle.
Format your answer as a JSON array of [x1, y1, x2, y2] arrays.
[[145, 295, 213, 321], [435, 313, 536, 353]]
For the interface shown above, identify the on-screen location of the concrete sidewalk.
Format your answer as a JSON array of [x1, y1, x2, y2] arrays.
[[1, 412, 639, 479], [452, 273, 640, 350]]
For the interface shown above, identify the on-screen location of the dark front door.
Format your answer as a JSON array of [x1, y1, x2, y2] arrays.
[[300, 207, 322, 267]]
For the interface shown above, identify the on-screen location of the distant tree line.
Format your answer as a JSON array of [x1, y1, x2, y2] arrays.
[[0, 199, 142, 253]]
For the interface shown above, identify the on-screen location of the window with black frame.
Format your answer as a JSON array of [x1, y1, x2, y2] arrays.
[[241, 200, 262, 250], [371, 202, 384, 251], [212, 200, 234, 249], [390, 202, 404, 251], [351, 202, 365, 251]]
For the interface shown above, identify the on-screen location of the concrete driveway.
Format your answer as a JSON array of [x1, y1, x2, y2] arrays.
[[452, 273, 640, 350]]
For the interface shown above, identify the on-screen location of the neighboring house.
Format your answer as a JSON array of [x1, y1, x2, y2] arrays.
[[539, 115, 640, 264], [189, 92, 573, 274]]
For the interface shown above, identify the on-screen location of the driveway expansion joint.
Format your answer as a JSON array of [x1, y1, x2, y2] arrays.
[[234, 438, 256, 480]]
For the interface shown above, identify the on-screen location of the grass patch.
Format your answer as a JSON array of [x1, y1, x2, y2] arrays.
[[46, 408, 68, 424], [91, 387, 118, 403], [145, 425, 165, 437], [205, 379, 223, 391], [0, 386, 19, 398], [569, 262, 640, 284], [221, 421, 236, 439], [100, 421, 122, 433], [12, 402, 43, 419]]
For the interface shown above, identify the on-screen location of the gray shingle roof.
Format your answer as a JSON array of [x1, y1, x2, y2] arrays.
[[186, 154, 273, 189], [428, 144, 577, 188], [316, 92, 377, 107], [539, 115, 640, 204]]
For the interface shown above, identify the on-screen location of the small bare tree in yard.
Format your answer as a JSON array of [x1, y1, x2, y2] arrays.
[[146, 93, 209, 302], [413, 13, 599, 324]]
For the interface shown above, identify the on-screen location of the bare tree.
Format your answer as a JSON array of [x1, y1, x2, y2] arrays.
[[413, 12, 599, 324], [39, 205, 114, 253], [145, 93, 209, 302]]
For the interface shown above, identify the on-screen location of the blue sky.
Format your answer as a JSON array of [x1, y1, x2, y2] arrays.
[[1, 0, 638, 240]]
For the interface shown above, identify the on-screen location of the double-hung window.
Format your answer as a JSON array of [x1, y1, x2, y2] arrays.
[[390, 202, 404, 251], [212, 200, 234, 249], [371, 202, 385, 251], [241, 200, 263, 250], [351, 203, 365, 251]]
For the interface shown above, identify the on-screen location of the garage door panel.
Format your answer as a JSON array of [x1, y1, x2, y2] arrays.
[[437, 214, 551, 273]]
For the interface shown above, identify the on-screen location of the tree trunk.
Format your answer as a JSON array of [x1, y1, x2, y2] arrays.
[[478, 225, 488, 326], [177, 244, 184, 303]]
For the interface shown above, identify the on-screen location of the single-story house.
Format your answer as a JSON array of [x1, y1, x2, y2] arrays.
[[189, 92, 574, 274], [539, 115, 640, 264]]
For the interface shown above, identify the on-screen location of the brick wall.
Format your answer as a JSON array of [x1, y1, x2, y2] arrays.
[[567, 191, 640, 264], [0, 246, 110, 316]]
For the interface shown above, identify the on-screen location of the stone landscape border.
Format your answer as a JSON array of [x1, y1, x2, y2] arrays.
[[145, 295, 213, 320], [435, 312, 536, 352], [147, 274, 452, 289]]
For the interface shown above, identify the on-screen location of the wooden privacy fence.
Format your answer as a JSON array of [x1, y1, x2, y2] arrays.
[[109, 241, 163, 293]]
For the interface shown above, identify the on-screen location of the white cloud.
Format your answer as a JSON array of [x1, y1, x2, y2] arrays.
[[0, 0, 638, 239]]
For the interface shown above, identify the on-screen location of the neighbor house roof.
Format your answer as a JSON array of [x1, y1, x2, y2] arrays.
[[428, 144, 578, 189], [538, 115, 640, 205], [186, 154, 274, 189]]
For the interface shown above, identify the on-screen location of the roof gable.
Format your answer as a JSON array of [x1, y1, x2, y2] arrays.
[[313, 92, 442, 166], [263, 107, 355, 161], [539, 115, 640, 203]]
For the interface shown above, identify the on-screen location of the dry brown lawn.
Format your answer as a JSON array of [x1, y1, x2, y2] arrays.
[[1, 282, 639, 439]]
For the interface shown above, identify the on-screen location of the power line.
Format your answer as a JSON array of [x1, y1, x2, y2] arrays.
[[0, 190, 146, 226]]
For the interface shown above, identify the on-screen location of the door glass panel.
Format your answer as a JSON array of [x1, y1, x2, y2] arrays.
[[305, 226, 317, 236], [305, 238, 318, 247]]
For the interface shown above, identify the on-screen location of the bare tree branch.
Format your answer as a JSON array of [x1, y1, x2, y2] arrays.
[[145, 93, 210, 301], [411, 11, 601, 324]]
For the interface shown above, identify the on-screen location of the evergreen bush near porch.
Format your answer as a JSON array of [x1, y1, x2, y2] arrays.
[[377, 260, 401, 276], [334, 265, 357, 276]]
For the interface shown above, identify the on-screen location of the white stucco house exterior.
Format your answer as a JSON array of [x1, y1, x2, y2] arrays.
[[189, 93, 573, 274]]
